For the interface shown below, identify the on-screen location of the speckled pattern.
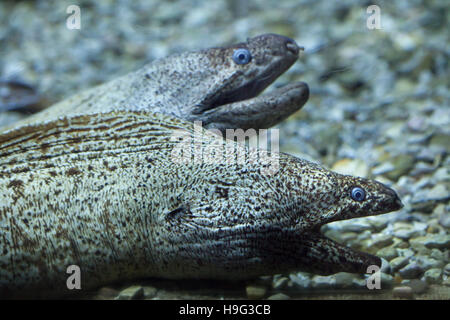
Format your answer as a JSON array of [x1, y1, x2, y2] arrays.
[[12, 34, 309, 133], [0, 111, 402, 298]]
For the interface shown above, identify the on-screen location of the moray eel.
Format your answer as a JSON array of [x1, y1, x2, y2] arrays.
[[13, 34, 309, 132], [0, 111, 402, 298]]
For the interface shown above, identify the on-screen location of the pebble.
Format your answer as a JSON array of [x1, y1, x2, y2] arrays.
[[334, 272, 356, 288], [288, 273, 312, 290], [414, 256, 444, 270], [272, 276, 289, 290], [444, 263, 450, 276], [331, 158, 369, 177], [392, 286, 414, 299], [311, 275, 336, 289], [94, 287, 119, 300], [398, 262, 424, 279], [380, 273, 394, 289], [267, 293, 291, 300], [115, 285, 144, 300], [143, 286, 157, 299], [423, 268, 442, 284], [368, 234, 394, 250], [401, 279, 428, 294], [410, 234, 450, 249], [392, 221, 427, 240], [376, 247, 398, 261], [246, 285, 267, 299], [390, 256, 410, 271], [385, 155, 415, 181]]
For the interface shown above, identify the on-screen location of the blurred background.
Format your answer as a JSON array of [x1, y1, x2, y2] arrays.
[[0, 0, 448, 299]]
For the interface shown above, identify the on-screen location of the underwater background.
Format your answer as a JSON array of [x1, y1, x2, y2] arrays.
[[0, 0, 448, 299]]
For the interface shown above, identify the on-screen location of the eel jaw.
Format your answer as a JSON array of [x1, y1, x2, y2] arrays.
[[292, 230, 382, 276]]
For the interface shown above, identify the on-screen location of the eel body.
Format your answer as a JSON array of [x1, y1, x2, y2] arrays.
[[0, 111, 402, 297]]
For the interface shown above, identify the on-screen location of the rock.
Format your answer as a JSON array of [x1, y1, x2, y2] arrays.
[[288, 273, 312, 290], [94, 287, 119, 300], [311, 275, 336, 289], [430, 248, 445, 261], [380, 258, 392, 274], [331, 158, 369, 177], [115, 285, 144, 300], [392, 286, 414, 299], [401, 279, 428, 294], [380, 273, 394, 289], [372, 162, 395, 176], [368, 233, 394, 250], [390, 256, 410, 271], [272, 276, 289, 290], [410, 234, 450, 249], [414, 256, 445, 270], [444, 263, 450, 276], [246, 285, 267, 299], [436, 206, 450, 228], [385, 154, 415, 181], [143, 286, 157, 299], [267, 293, 291, 300], [377, 247, 398, 261], [411, 184, 450, 209], [392, 222, 427, 240], [334, 272, 356, 288], [398, 262, 424, 279], [423, 268, 442, 284]]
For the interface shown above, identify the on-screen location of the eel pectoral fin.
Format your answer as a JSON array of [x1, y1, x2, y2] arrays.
[[294, 231, 381, 275]]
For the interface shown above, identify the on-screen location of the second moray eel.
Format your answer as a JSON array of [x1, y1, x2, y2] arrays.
[[13, 34, 309, 132]]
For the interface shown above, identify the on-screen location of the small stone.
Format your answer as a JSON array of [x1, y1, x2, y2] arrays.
[[331, 158, 369, 177], [143, 286, 157, 299], [414, 256, 444, 270], [399, 262, 424, 279], [376, 247, 398, 261], [272, 276, 289, 290], [115, 285, 144, 300], [385, 154, 415, 181], [393, 222, 427, 240], [430, 248, 445, 261], [380, 273, 394, 289], [401, 279, 428, 294], [312, 275, 336, 289], [444, 263, 450, 276], [94, 287, 119, 300], [410, 234, 450, 249], [380, 258, 392, 274], [267, 293, 290, 300], [372, 162, 395, 176], [392, 286, 414, 299], [289, 273, 312, 290], [390, 256, 410, 271], [368, 234, 394, 250], [334, 272, 357, 288], [424, 268, 442, 284], [246, 285, 267, 299]]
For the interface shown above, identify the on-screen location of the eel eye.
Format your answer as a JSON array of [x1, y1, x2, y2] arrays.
[[351, 187, 366, 201], [232, 48, 252, 65]]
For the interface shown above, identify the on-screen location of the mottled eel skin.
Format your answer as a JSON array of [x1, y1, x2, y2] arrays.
[[0, 111, 402, 298], [14, 34, 309, 132]]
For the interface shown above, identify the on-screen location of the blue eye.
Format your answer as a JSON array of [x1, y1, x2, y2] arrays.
[[232, 48, 252, 65], [351, 187, 365, 201]]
